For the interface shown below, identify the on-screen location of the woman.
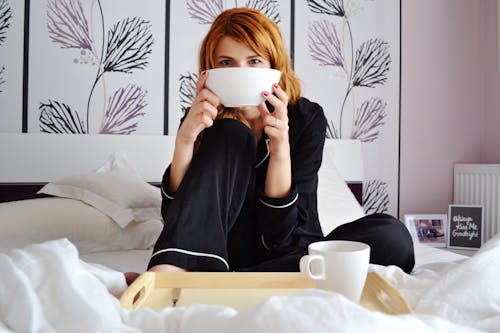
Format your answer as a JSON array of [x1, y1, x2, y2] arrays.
[[146, 7, 414, 275]]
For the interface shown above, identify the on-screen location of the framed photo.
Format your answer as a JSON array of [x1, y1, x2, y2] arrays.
[[404, 214, 447, 247], [448, 205, 483, 250]]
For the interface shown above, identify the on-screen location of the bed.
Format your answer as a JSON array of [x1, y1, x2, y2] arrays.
[[0, 133, 498, 333]]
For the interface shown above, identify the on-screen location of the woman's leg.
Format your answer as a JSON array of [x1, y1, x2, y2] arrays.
[[148, 119, 257, 271], [238, 247, 308, 272], [326, 213, 415, 273], [240, 214, 415, 273]]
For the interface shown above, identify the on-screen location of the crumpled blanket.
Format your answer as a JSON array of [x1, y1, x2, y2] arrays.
[[1, 235, 499, 333]]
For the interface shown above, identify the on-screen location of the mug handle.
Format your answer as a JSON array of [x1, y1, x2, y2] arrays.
[[299, 254, 326, 280]]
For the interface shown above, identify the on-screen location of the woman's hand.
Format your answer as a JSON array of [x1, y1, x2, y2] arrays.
[[258, 83, 292, 198], [258, 83, 290, 157], [169, 71, 220, 192], [176, 71, 220, 146]]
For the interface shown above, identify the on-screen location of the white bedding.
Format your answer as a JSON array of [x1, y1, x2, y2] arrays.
[[1, 236, 499, 333], [412, 241, 468, 268]]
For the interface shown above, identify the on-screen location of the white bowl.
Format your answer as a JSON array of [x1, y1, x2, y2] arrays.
[[205, 67, 281, 107]]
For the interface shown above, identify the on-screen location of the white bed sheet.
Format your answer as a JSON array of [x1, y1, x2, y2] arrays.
[[2, 236, 499, 333], [412, 242, 467, 267]]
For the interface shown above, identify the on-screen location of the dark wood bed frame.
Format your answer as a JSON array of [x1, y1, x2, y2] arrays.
[[0, 182, 162, 204]]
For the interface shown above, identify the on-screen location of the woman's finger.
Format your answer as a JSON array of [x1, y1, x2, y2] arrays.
[[195, 70, 208, 94], [260, 114, 278, 128], [200, 109, 215, 127], [257, 99, 271, 119], [197, 99, 219, 120], [263, 121, 288, 141], [193, 71, 221, 113], [262, 84, 288, 119], [272, 83, 289, 106]]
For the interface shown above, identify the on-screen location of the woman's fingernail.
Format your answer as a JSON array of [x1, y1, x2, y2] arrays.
[[263, 91, 269, 97], [273, 83, 279, 88], [201, 70, 207, 76]]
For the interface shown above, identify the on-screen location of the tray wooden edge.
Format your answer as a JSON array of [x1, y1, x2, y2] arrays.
[[120, 271, 413, 314]]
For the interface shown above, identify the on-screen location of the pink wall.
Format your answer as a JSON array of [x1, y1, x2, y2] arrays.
[[399, 0, 499, 218], [483, 1, 500, 162]]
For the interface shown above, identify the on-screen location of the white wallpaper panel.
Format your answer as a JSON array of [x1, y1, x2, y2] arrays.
[[27, 0, 166, 134], [294, 0, 401, 215], [0, 0, 24, 132]]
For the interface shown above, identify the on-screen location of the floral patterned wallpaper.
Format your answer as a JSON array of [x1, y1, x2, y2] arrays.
[[295, 0, 400, 214], [1, 0, 401, 215]]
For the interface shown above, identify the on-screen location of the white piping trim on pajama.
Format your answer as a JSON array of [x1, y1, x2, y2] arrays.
[[259, 192, 299, 209], [150, 248, 229, 270], [260, 234, 270, 250], [161, 185, 174, 199], [255, 139, 270, 168]]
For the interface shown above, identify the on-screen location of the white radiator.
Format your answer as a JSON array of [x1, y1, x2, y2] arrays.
[[454, 164, 500, 243]]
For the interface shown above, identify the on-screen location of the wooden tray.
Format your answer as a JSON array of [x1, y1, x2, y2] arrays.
[[120, 271, 412, 315]]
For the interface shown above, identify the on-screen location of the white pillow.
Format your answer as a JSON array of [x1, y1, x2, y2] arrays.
[[0, 197, 162, 254], [317, 147, 366, 236], [38, 152, 162, 228]]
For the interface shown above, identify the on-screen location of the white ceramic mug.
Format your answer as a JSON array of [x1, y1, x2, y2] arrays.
[[299, 240, 370, 302]]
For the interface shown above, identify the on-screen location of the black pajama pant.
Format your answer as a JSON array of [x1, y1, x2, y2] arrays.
[[148, 119, 415, 274]]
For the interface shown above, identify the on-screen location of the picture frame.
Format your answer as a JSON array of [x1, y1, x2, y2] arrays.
[[404, 214, 447, 247], [448, 205, 484, 250]]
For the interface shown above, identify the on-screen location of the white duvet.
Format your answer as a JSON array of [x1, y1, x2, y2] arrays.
[[1, 236, 499, 333]]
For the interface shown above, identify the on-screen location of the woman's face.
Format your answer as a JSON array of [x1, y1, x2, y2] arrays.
[[213, 36, 270, 69]]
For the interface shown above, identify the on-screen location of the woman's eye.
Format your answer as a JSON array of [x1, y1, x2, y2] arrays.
[[249, 58, 262, 65], [219, 59, 232, 66]]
